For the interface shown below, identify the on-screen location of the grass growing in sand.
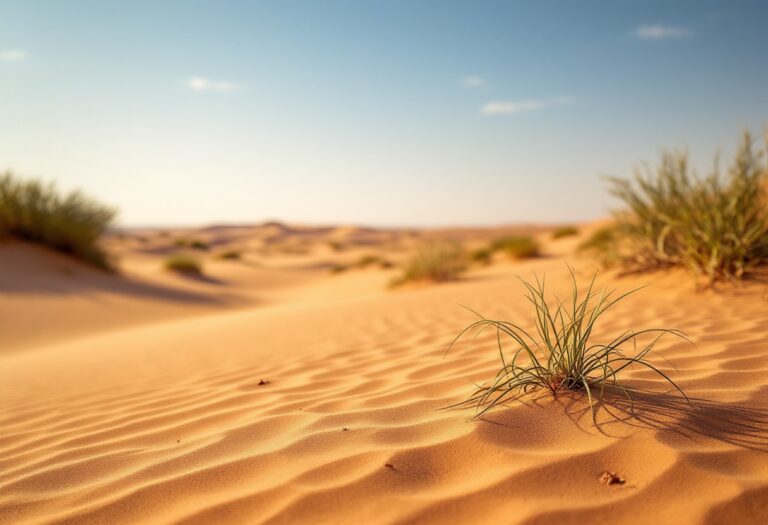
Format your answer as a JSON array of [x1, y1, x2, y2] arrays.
[[392, 241, 467, 286], [471, 247, 493, 265], [0, 172, 116, 269], [585, 131, 768, 283], [176, 238, 209, 251], [218, 250, 241, 260], [491, 236, 540, 259], [447, 271, 687, 421], [164, 255, 203, 275], [551, 225, 579, 239]]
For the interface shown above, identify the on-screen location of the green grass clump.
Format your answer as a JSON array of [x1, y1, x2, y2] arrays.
[[218, 250, 241, 260], [0, 172, 116, 269], [551, 226, 579, 239], [446, 271, 687, 421], [392, 242, 467, 285], [591, 131, 768, 283], [164, 255, 203, 275], [491, 236, 540, 259], [471, 247, 493, 265]]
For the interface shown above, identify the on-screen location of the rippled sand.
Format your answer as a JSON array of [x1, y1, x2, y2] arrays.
[[2, 228, 767, 524]]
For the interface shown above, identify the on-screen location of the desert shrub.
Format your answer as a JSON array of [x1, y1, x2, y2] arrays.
[[491, 236, 540, 259], [552, 226, 579, 239], [392, 242, 467, 285], [164, 255, 202, 275], [592, 132, 768, 283], [471, 247, 493, 265], [218, 250, 241, 260], [446, 272, 688, 421], [0, 172, 116, 269], [175, 238, 209, 251]]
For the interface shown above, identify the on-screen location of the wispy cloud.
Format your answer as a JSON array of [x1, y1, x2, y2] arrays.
[[0, 49, 28, 62], [634, 25, 692, 40], [481, 96, 571, 116], [185, 77, 243, 93], [462, 76, 487, 88]]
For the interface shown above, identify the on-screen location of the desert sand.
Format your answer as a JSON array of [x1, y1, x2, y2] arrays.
[[1, 224, 768, 524]]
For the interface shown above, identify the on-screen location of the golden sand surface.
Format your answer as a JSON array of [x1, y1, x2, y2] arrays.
[[2, 224, 767, 524]]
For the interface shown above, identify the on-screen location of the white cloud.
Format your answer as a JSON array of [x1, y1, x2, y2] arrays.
[[462, 76, 486, 88], [634, 25, 692, 40], [481, 96, 571, 116], [185, 77, 242, 92], [0, 49, 28, 62]]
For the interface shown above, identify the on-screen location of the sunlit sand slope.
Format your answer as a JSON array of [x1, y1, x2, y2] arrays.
[[2, 250, 768, 524]]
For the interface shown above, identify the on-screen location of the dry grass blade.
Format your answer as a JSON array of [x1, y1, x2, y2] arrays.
[[445, 270, 689, 422]]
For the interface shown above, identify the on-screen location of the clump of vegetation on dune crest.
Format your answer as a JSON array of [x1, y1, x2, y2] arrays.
[[581, 131, 768, 284], [391, 241, 467, 286], [491, 235, 540, 259], [0, 172, 116, 269], [446, 271, 688, 422], [551, 225, 579, 239], [218, 249, 241, 260], [164, 255, 203, 275]]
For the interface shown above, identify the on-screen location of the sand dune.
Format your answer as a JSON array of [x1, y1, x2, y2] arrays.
[[2, 228, 768, 524]]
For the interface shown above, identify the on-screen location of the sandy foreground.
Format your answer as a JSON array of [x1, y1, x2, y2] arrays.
[[1, 224, 768, 524]]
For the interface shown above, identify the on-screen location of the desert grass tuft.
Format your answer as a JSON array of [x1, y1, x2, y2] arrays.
[[391, 241, 467, 286], [445, 271, 688, 421], [491, 236, 540, 259], [552, 226, 579, 239], [0, 172, 116, 269], [589, 131, 768, 283], [218, 250, 241, 260], [471, 247, 493, 265], [164, 255, 203, 275]]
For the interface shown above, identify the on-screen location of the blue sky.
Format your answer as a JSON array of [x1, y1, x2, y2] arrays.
[[1, 1, 767, 227]]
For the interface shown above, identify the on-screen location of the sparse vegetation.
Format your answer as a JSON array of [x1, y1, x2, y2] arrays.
[[391, 241, 467, 286], [164, 255, 203, 275], [0, 172, 116, 269], [587, 131, 768, 283], [174, 238, 209, 251], [552, 225, 579, 239], [471, 247, 493, 265], [446, 271, 688, 421], [491, 236, 540, 259], [218, 250, 241, 260]]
